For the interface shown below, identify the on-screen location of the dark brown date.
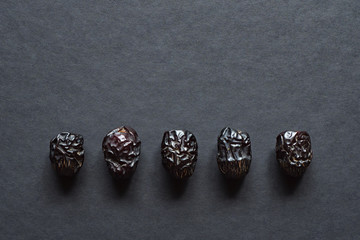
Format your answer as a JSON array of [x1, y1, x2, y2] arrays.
[[161, 130, 198, 179], [102, 126, 141, 179], [217, 127, 252, 178], [276, 130, 312, 177], [49, 132, 84, 177]]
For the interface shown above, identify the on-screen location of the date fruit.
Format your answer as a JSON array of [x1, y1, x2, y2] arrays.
[[102, 126, 141, 179], [276, 130, 312, 177], [50, 132, 84, 177], [217, 127, 252, 178], [161, 130, 198, 179]]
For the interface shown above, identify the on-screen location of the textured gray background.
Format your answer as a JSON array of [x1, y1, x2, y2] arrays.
[[1, 1, 359, 239]]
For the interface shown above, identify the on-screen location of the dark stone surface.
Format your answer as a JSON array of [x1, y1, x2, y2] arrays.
[[102, 126, 141, 179], [217, 127, 252, 178], [161, 130, 198, 179], [50, 132, 84, 176], [1, 1, 359, 239]]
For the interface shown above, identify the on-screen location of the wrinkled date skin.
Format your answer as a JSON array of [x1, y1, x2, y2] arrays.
[[161, 130, 198, 179], [217, 127, 252, 178], [102, 126, 141, 179], [50, 132, 84, 177], [276, 131, 312, 177]]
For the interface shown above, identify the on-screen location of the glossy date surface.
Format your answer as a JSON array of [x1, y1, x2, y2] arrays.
[[276, 130, 312, 177], [161, 130, 198, 179], [102, 126, 141, 179], [50, 132, 84, 177], [217, 127, 252, 178]]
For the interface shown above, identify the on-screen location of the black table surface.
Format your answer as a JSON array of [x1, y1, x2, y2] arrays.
[[1, 1, 359, 239]]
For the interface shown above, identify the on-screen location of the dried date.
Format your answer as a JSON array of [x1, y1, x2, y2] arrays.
[[49, 132, 84, 177], [102, 126, 141, 179], [276, 130, 312, 177], [217, 127, 252, 178], [161, 130, 198, 179]]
